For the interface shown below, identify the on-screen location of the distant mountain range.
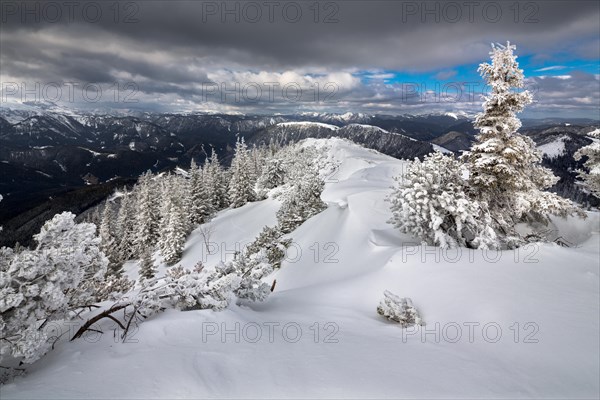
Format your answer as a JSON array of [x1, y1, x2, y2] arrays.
[[1, 103, 598, 247]]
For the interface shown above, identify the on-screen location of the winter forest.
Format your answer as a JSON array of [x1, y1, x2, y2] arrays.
[[1, 1, 599, 398]]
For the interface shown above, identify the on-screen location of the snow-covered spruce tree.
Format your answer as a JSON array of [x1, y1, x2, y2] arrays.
[[138, 245, 156, 281], [133, 172, 160, 256], [257, 158, 286, 192], [388, 152, 497, 249], [461, 42, 579, 242], [188, 159, 213, 226], [574, 129, 600, 199], [158, 176, 188, 265], [198, 148, 229, 211], [115, 191, 137, 262], [99, 200, 123, 277], [276, 166, 327, 234], [0, 212, 108, 364], [249, 144, 268, 183], [229, 137, 257, 208]]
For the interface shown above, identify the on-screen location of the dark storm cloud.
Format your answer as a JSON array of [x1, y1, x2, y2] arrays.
[[1, 1, 598, 115]]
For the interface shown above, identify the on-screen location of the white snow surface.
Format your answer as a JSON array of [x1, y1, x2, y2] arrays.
[[537, 135, 569, 158], [3, 138, 599, 399], [431, 144, 453, 154], [277, 121, 339, 130]]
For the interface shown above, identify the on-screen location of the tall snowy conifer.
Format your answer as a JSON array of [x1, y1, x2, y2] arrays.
[[115, 191, 137, 262], [461, 42, 577, 239], [133, 172, 160, 256], [229, 137, 257, 208], [99, 200, 123, 277], [188, 159, 212, 225], [206, 149, 229, 209], [158, 176, 188, 265], [139, 245, 157, 280]]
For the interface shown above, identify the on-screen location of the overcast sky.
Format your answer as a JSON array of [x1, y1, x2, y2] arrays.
[[1, 0, 598, 117]]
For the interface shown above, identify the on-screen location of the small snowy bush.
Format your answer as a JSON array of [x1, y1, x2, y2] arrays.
[[230, 254, 273, 302], [134, 262, 242, 315], [277, 166, 327, 234], [388, 152, 497, 249], [245, 225, 292, 270], [377, 291, 423, 328]]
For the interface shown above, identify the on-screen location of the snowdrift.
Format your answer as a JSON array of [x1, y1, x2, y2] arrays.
[[4, 138, 599, 399]]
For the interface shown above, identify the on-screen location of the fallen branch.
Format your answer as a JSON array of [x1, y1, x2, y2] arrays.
[[71, 303, 130, 341], [121, 306, 139, 341]]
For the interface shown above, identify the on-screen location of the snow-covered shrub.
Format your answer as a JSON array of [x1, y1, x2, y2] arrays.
[[574, 129, 600, 199], [388, 152, 497, 249], [166, 263, 242, 311], [277, 166, 327, 234], [0, 212, 108, 364], [377, 291, 423, 328], [133, 262, 243, 315], [245, 225, 292, 270], [229, 254, 273, 302]]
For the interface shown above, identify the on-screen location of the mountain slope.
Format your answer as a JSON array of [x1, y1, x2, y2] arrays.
[[248, 122, 433, 160], [4, 138, 599, 399], [431, 130, 475, 153]]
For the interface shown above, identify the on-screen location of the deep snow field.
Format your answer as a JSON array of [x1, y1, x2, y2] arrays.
[[3, 138, 599, 399]]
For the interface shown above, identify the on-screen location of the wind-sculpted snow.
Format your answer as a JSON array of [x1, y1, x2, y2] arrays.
[[3, 138, 599, 399]]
